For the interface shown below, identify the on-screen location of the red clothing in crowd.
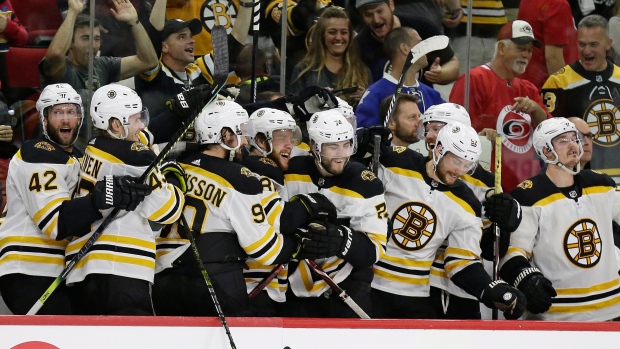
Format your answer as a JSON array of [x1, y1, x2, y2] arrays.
[[450, 64, 551, 192], [518, 0, 578, 90]]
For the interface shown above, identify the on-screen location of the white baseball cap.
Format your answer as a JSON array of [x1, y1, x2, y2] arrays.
[[497, 20, 542, 48]]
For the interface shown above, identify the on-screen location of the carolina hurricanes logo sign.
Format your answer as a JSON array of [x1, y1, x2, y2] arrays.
[[496, 105, 533, 154]]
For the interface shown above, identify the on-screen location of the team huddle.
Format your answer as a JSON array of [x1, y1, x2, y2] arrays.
[[0, 81, 619, 321]]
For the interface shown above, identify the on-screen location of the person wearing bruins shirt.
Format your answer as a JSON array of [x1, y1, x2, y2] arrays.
[[281, 109, 387, 318], [153, 100, 329, 316], [243, 107, 337, 316], [500, 117, 620, 321], [373, 122, 526, 319], [0, 84, 151, 315], [542, 15, 620, 178], [65, 84, 184, 315]]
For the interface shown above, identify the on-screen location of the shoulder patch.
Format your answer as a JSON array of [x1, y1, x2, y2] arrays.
[[517, 180, 533, 190], [34, 141, 55, 151], [241, 167, 254, 177], [259, 157, 278, 167], [131, 142, 150, 151], [392, 146, 407, 153], [361, 170, 376, 181]]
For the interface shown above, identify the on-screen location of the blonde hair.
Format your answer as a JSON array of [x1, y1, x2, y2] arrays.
[[294, 7, 370, 95]]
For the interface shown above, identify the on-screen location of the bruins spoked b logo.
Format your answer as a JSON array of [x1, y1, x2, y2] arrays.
[[564, 219, 602, 268], [390, 202, 436, 251]]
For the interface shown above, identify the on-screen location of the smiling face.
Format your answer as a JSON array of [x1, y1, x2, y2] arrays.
[[44, 104, 82, 148], [324, 18, 350, 57], [316, 140, 352, 176], [500, 40, 534, 76], [69, 25, 101, 68], [578, 25, 611, 72], [360, 1, 395, 41], [434, 149, 474, 186], [162, 27, 195, 68]]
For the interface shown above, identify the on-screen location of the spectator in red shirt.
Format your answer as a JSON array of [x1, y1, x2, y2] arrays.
[[518, 0, 579, 90]]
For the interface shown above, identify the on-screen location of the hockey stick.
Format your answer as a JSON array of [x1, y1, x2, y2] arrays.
[[26, 26, 230, 316], [492, 133, 502, 320], [248, 263, 286, 300], [250, 0, 261, 103], [305, 259, 371, 319], [383, 35, 449, 127], [371, 134, 381, 175], [178, 215, 237, 349]]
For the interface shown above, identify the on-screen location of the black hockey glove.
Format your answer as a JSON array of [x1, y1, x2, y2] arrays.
[[351, 126, 392, 166], [286, 86, 338, 122], [480, 280, 526, 320], [513, 267, 556, 314], [290, 193, 337, 223], [483, 191, 522, 233], [166, 85, 214, 123], [295, 221, 343, 259], [92, 175, 153, 211], [160, 160, 187, 193]]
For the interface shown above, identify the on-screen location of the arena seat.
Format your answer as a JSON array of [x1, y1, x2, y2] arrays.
[[11, 0, 63, 47]]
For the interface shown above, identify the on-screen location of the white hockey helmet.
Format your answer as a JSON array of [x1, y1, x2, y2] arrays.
[[36, 83, 84, 147], [248, 107, 301, 156], [335, 96, 357, 131], [307, 109, 357, 158], [90, 84, 149, 139], [422, 103, 471, 127], [433, 122, 481, 174], [533, 117, 583, 174], [194, 100, 249, 154]]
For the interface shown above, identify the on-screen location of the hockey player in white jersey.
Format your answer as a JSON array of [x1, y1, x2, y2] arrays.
[[373, 122, 526, 319], [417, 103, 521, 319], [500, 117, 620, 321], [153, 100, 326, 316], [243, 107, 338, 316], [0, 84, 151, 315], [66, 84, 184, 315], [282, 109, 388, 318]]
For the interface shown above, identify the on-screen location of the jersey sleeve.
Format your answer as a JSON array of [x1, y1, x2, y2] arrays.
[[444, 206, 484, 278], [500, 189, 540, 267], [138, 170, 185, 225], [347, 186, 388, 263], [229, 188, 286, 266]]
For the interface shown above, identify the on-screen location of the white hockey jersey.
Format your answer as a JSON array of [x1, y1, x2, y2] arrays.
[[0, 139, 81, 277], [282, 156, 387, 298], [430, 165, 495, 300], [374, 146, 483, 297], [180, 152, 288, 269], [502, 170, 620, 321], [65, 137, 184, 285], [240, 154, 289, 302]]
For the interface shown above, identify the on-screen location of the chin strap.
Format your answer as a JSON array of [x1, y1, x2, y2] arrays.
[[557, 161, 581, 175]]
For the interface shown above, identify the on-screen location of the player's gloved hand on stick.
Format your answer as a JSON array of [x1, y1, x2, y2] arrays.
[[480, 280, 526, 319], [352, 126, 392, 166], [166, 85, 215, 123], [286, 86, 337, 122], [483, 191, 522, 232], [297, 220, 358, 260], [513, 267, 556, 314], [160, 160, 187, 193], [290, 193, 337, 223], [295, 221, 343, 259], [92, 175, 153, 211]]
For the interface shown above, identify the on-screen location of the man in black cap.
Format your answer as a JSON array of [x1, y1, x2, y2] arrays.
[[135, 4, 251, 117]]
